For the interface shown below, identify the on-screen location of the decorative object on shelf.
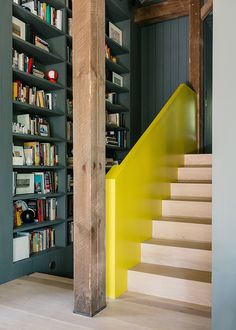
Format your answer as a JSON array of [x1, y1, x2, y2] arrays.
[[112, 72, 123, 87], [39, 122, 50, 137], [13, 145, 25, 166], [46, 69, 59, 83], [21, 209, 35, 224], [105, 43, 117, 63], [15, 173, 34, 195], [12, 17, 26, 40], [109, 22, 123, 46]]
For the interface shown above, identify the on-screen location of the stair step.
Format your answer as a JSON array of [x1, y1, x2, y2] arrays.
[[162, 199, 212, 218], [128, 263, 211, 306], [141, 238, 211, 271], [184, 154, 212, 166], [154, 216, 212, 225], [153, 218, 212, 242], [178, 167, 212, 181], [171, 196, 212, 202], [178, 179, 212, 184], [171, 182, 212, 199]]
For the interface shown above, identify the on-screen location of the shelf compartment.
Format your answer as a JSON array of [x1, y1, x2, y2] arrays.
[[13, 101, 65, 117], [13, 133, 64, 143], [106, 58, 129, 75], [106, 35, 129, 56], [13, 69, 63, 91], [13, 165, 64, 170], [13, 36, 64, 65], [13, 192, 65, 201], [106, 101, 129, 113], [106, 124, 129, 131], [13, 218, 65, 233], [13, 3, 64, 39], [106, 80, 129, 94], [106, 144, 128, 151]]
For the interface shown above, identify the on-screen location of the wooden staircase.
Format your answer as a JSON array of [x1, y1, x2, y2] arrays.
[[128, 154, 212, 307]]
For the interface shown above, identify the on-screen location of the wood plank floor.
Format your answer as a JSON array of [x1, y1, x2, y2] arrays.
[[0, 273, 211, 330]]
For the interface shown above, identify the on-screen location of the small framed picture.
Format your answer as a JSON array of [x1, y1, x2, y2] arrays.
[[16, 173, 34, 195], [13, 145, 25, 166], [39, 123, 50, 137], [112, 72, 123, 87], [109, 22, 122, 46], [34, 173, 44, 194], [12, 16, 26, 40]]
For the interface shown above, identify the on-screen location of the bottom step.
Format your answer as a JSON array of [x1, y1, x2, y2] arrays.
[[128, 263, 211, 307]]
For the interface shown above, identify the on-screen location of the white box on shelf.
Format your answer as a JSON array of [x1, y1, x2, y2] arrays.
[[13, 233, 30, 262]]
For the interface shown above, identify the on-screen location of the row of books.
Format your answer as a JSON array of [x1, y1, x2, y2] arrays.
[[106, 157, 119, 167], [12, 49, 44, 79], [30, 227, 55, 254], [13, 171, 58, 196], [13, 143, 59, 167], [20, 1, 63, 30], [13, 114, 50, 136], [106, 130, 127, 148], [67, 173, 73, 193], [106, 112, 126, 127], [13, 81, 57, 110], [14, 198, 58, 228], [67, 121, 73, 141], [68, 18, 72, 36]]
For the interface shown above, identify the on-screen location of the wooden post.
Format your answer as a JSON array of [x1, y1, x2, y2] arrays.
[[73, 0, 106, 317], [189, 0, 203, 150]]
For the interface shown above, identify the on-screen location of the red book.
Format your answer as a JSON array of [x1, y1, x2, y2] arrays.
[[37, 199, 42, 222], [28, 58, 33, 74]]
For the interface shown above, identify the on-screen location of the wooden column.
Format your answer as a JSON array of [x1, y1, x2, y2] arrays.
[[73, 0, 106, 317], [189, 0, 203, 150]]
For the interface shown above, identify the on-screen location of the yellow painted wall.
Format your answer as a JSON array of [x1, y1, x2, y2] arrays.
[[106, 84, 197, 298]]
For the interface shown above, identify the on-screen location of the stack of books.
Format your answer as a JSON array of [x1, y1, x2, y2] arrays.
[[106, 131, 127, 148], [34, 36, 50, 52], [12, 81, 57, 109], [21, 1, 63, 30]]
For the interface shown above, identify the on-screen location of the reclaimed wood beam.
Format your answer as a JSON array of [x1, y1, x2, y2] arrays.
[[201, 0, 213, 20], [189, 0, 203, 150], [73, 0, 106, 317], [134, 0, 189, 25]]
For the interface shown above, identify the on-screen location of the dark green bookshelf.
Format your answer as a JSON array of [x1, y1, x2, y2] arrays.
[[0, 0, 73, 284], [13, 218, 65, 234], [106, 80, 129, 93], [13, 101, 65, 117], [106, 58, 129, 75], [105, 35, 129, 55], [106, 124, 129, 131], [12, 36, 64, 65], [106, 101, 129, 113]]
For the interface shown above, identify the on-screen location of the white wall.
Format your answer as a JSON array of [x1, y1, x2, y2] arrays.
[[213, 1, 236, 329]]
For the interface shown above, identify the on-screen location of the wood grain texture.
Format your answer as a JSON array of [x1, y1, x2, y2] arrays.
[[189, 0, 203, 150], [201, 0, 213, 20], [73, 0, 106, 316], [134, 0, 189, 25]]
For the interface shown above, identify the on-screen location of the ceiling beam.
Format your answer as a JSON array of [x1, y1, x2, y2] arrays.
[[134, 0, 190, 25], [201, 0, 213, 20]]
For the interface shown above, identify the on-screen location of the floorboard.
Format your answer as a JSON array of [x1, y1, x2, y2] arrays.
[[0, 273, 211, 330]]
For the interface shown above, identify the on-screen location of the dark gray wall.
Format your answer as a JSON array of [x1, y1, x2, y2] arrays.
[[213, 1, 236, 329], [140, 17, 189, 132]]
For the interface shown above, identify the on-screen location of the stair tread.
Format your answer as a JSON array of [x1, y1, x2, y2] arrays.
[[143, 238, 212, 250], [170, 196, 212, 202], [180, 165, 212, 168], [177, 180, 212, 184], [130, 263, 212, 283], [153, 216, 212, 225]]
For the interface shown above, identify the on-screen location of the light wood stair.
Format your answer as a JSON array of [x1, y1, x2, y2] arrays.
[[128, 154, 212, 307]]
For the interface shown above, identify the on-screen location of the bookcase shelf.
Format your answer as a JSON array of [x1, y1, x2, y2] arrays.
[[106, 80, 129, 93], [105, 35, 129, 55], [13, 192, 65, 201], [13, 69, 63, 91], [13, 101, 65, 117], [13, 133, 64, 143], [13, 218, 65, 234], [106, 124, 129, 131], [13, 165, 64, 170], [13, 3, 64, 38], [12, 36, 64, 65], [106, 58, 129, 75], [105, 101, 129, 113]]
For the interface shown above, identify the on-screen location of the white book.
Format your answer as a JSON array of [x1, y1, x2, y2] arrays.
[[56, 10, 62, 30], [17, 114, 31, 132]]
